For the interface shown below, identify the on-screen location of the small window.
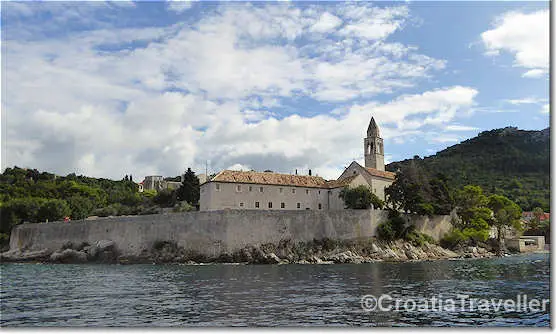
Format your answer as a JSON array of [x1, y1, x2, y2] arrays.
[[239, 202, 244, 207], [216, 184, 220, 191], [237, 185, 241, 192], [249, 186, 253, 191], [318, 190, 321, 194], [306, 189, 309, 195], [297, 203, 301, 209], [318, 203, 322, 210], [373, 188, 376, 193], [260, 187, 264, 192], [353, 171, 356, 175], [292, 189, 296, 194], [281, 202, 285, 208], [279, 188, 283, 193], [268, 202, 273, 208], [255, 202, 260, 208]]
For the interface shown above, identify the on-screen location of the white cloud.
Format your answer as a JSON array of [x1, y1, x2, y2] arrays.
[[3, 2, 462, 181], [506, 97, 547, 105], [445, 125, 478, 132], [166, 0, 194, 13], [522, 69, 546, 78], [541, 104, 549, 114], [481, 9, 549, 77], [309, 12, 343, 33]]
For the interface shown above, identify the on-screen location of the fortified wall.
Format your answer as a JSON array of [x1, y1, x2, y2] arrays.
[[8, 210, 453, 258]]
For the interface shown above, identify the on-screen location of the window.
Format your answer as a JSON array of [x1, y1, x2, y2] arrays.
[[306, 189, 309, 195], [255, 202, 260, 208], [249, 186, 253, 191], [279, 188, 283, 193], [373, 188, 376, 193], [268, 202, 273, 208], [216, 184, 220, 191], [292, 189, 296, 194], [281, 202, 285, 208], [237, 185, 241, 192], [239, 202, 244, 207], [318, 190, 321, 194], [260, 187, 264, 192], [297, 203, 301, 209], [318, 203, 322, 210], [353, 170, 356, 175]]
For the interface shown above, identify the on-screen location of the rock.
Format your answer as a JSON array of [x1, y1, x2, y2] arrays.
[[85, 245, 99, 259], [325, 251, 364, 264], [1, 249, 51, 262], [265, 253, 281, 264], [96, 240, 115, 252], [50, 249, 88, 263]]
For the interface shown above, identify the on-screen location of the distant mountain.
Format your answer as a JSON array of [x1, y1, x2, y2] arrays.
[[386, 127, 550, 211]]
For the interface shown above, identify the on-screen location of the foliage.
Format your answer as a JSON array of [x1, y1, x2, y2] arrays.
[[387, 127, 550, 211], [487, 194, 523, 241], [154, 189, 177, 208], [523, 207, 550, 243], [339, 185, 384, 209], [377, 211, 435, 246], [385, 160, 453, 215], [172, 201, 194, 213], [176, 168, 200, 205], [0, 166, 199, 234]]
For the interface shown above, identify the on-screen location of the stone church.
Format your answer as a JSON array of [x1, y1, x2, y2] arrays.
[[199, 117, 395, 211]]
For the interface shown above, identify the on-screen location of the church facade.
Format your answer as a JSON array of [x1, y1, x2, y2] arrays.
[[199, 117, 395, 211]]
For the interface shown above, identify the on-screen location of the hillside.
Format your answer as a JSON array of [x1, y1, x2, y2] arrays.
[[386, 127, 550, 211]]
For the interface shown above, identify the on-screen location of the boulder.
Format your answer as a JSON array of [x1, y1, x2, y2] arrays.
[[265, 253, 281, 264], [1, 249, 51, 262], [50, 249, 88, 263], [96, 240, 116, 252]]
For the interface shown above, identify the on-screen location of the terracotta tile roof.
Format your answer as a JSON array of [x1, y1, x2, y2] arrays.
[[326, 175, 358, 189], [364, 167, 396, 180], [210, 170, 329, 188]]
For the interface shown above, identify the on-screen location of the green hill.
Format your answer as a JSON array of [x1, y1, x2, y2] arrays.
[[386, 127, 550, 211]]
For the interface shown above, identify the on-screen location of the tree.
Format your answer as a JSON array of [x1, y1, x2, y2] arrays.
[[453, 185, 492, 243], [339, 185, 384, 209], [67, 196, 94, 220], [176, 168, 200, 206], [384, 161, 452, 215], [487, 194, 522, 252], [37, 199, 71, 222]]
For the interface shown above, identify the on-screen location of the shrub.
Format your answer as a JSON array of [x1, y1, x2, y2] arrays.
[[440, 229, 466, 249], [377, 221, 396, 241], [172, 201, 194, 213]]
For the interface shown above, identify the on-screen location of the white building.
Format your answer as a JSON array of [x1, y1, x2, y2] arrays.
[[199, 117, 395, 211]]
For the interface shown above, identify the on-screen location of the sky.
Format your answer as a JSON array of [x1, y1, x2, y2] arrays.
[[1, 0, 550, 181]]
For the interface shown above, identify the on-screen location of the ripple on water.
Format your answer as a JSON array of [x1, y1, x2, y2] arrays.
[[0, 253, 550, 327]]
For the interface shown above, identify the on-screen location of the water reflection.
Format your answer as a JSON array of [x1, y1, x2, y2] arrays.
[[0, 253, 550, 327]]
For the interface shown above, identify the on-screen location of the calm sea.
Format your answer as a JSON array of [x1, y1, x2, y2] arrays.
[[0, 253, 550, 327]]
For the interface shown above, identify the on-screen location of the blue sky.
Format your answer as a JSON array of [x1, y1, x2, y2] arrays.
[[1, 1, 550, 180]]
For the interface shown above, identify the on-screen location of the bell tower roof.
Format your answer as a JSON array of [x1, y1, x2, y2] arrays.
[[367, 117, 380, 137]]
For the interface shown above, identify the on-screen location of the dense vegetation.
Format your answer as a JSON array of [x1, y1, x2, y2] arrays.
[[339, 185, 384, 209], [387, 127, 550, 212], [0, 167, 200, 244]]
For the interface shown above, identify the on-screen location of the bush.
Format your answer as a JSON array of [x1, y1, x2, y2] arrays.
[[440, 229, 466, 249], [340, 185, 384, 209], [377, 221, 396, 241], [172, 201, 194, 213]]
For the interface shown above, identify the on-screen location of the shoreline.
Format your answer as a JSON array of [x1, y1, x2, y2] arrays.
[[1, 238, 520, 265]]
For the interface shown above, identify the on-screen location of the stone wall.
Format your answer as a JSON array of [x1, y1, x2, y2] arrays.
[[8, 210, 452, 258]]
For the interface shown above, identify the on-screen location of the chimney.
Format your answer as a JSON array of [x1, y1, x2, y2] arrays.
[[309, 169, 312, 176]]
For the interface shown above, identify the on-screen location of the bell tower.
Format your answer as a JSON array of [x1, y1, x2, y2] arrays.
[[364, 117, 385, 171]]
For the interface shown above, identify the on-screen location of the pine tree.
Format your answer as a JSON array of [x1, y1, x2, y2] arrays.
[[177, 168, 200, 205]]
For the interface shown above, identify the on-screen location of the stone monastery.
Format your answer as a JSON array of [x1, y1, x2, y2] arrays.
[[199, 117, 395, 211]]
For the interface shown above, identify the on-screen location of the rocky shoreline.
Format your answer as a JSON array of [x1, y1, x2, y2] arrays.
[[0, 237, 500, 265]]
